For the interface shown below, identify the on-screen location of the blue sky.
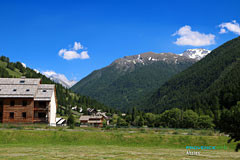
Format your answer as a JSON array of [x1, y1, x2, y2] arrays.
[[0, 0, 240, 81]]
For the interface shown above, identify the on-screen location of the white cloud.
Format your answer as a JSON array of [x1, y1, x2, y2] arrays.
[[219, 20, 240, 35], [73, 42, 83, 50], [58, 41, 90, 60], [59, 50, 89, 60], [58, 49, 67, 56], [79, 51, 90, 59], [219, 28, 227, 34], [173, 25, 216, 46]]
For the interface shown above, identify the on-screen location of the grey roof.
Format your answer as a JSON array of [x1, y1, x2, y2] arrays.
[[0, 78, 55, 101], [56, 117, 66, 124], [80, 115, 91, 121], [80, 115, 103, 121], [0, 85, 38, 98], [89, 116, 103, 119], [35, 84, 55, 101], [0, 78, 41, 85]]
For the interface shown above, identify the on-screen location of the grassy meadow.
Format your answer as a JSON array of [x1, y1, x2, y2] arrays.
[[0, 126, 239, 159]]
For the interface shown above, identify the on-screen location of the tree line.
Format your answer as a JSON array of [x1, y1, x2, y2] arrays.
[[111, 107, 214, 129]]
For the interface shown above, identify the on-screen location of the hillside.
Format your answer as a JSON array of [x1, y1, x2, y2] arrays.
[[0, 56, 111, 115], [71, 52, 197, 111], [146, 36, 240, 115]]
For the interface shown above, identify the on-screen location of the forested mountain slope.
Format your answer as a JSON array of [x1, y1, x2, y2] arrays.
[[72, 52, 196, 111], [146, 36, 240, 115]]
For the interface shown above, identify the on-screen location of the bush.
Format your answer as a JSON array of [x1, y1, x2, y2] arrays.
[[182, 110, 199, 128], [197, 115, 215, 129], [67, 114, 75, 129]]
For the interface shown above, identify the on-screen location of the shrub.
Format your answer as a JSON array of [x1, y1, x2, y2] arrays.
[[67, 114, 75, 129]]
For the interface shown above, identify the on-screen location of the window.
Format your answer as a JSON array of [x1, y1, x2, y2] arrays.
[[38, 112, 46, 118], [42, 90, 47, 92], [13, 89, 17, 92], [39, 101, 46, 108], [0, 101, 3, 107], [22, 112, 26, 119], [9, 112, 14, 119], [22, 100, 27, 106], [26, 89, 30, 92], [10, 100, 15, 106], [20, 80, 25, 84]]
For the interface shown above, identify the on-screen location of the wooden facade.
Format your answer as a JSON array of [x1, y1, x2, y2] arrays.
[[0, 98, 48, 123], [0, 101, 3, 122]]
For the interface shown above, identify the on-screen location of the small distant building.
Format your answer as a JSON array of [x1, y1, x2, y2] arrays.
[[121, 113, 126, 117], [56, 117, 67, 126], [72, 106, 77, 110], [79, 115, 91, 126], [72, 106, 83, 113], [87, 108, 97, 115], [79, 107, 83, 113], [80, 115, 108, 127], [0, 78, 57, 126]]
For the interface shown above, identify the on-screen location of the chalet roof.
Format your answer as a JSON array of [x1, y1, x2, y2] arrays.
[[79, 115, 91, 121], [80, 115, 103, 121], [0, 84, 38, 98], [56, 117, 66, 125], [0, 78, 41, 85], [89, 116, 103, 120], [0, 78, 55, 100], [35, 84, 55, 101]]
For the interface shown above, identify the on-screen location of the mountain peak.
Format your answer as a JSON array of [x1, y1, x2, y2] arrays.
[[113, 51, 193, 66], [42, 71, 77, 88], [107, 51, 196, 74], [181, 48, 211, 60]]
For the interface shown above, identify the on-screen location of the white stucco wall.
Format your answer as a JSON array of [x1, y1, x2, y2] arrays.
[[49, 91, 56, 126]]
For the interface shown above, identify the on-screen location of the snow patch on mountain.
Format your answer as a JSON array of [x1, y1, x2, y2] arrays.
[[21, 62, 26, 68], [34, 69, 40, 73], [181, 48, 211, 60], [42, 71, 77, 88], [112, 51, 197, 69]]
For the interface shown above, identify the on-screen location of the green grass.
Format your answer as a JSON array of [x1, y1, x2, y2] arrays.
[[7, 68, 22, 77], [0, 61, 6, 68], [1, 145, 239, 160], [0, 128, 239, 159], [0, 60, 22, 77]]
